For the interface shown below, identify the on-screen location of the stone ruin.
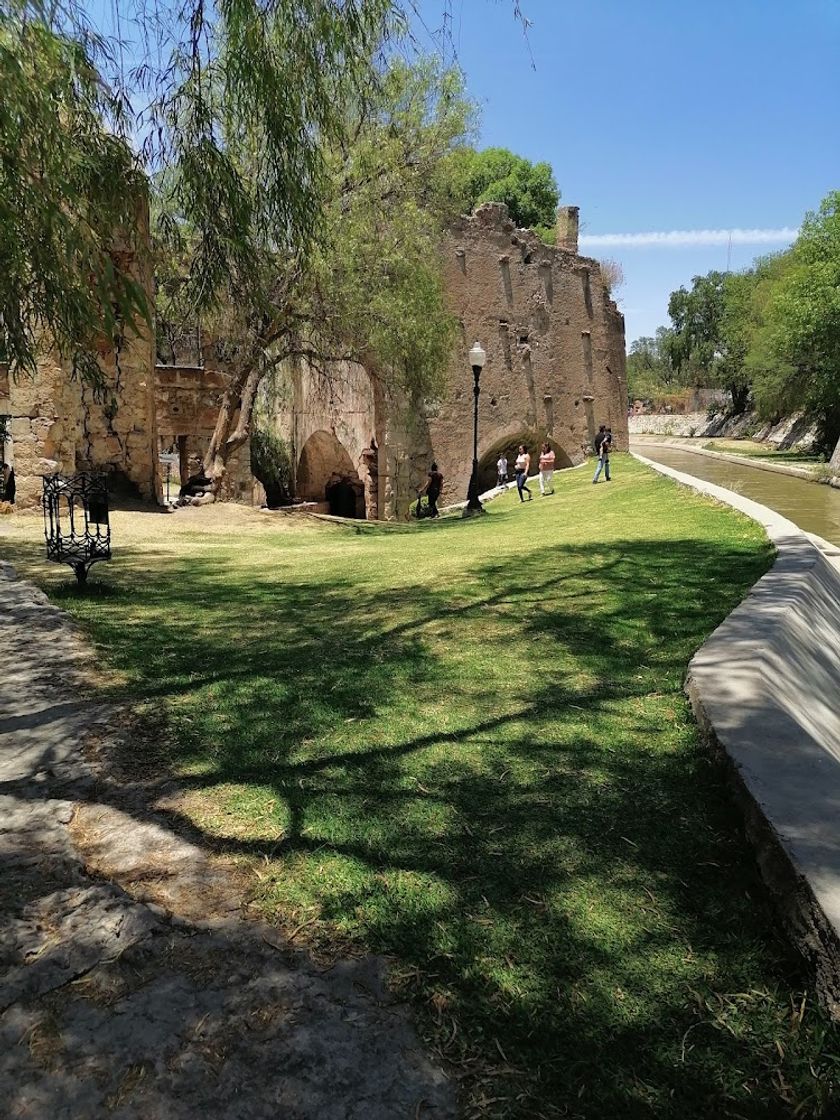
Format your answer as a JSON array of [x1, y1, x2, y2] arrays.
[[269, 203, 628, 519], [0, 203, 627, 518]]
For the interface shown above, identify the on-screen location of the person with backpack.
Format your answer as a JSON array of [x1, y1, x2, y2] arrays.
[[592, 426, 612, 483]]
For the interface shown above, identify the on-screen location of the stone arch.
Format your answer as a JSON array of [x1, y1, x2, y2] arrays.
[[476, 427, 573, 493], [296, 429, 365, 518]]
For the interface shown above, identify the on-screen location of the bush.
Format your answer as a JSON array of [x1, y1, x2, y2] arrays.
[[250, 429, 292, 508]]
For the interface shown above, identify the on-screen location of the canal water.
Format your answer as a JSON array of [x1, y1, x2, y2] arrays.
[[633, 442, 840, 547]]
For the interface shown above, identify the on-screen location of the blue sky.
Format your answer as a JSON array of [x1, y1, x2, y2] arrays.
[[415, 0, 840, 343]]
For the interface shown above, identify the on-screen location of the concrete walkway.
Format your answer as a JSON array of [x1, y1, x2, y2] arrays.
[[634, 452, 840, 1016], [0, 561, 454, 1119]]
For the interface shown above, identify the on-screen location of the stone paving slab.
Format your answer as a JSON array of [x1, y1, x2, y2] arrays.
[[0, 560, 455, 1118]]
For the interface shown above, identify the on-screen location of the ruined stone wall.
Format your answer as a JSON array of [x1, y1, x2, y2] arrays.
[[154, 366, 255, 503], [418, 203, 627, 510], [278, 203, 628, 521], [2, 205, 161, 511], [3, 331, 160, 511]]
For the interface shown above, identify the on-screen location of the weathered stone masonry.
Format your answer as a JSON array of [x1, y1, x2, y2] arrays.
[[280, 203, 628, 519], [2, 202, 627, 517]]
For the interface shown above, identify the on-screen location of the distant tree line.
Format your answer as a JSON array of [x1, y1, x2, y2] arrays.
[[627, 191, 840, 453]]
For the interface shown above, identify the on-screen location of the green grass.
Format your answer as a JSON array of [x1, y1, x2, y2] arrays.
[[700, 439, 823, 466], [3, 456, 839, 1119]]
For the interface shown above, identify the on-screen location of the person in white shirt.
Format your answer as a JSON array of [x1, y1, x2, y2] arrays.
[[514, 445, 532, 502], [496, 454, 508, 488]]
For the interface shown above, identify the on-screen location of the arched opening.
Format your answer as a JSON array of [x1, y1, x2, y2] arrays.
[[296, 430, 365, 518], [477, 431, 573, 493]]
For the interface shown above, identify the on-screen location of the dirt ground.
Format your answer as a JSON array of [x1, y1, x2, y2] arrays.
[[0, 557, 455, 1119]]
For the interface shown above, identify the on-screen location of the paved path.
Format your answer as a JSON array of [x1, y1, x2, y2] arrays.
[[0, 561, 454, 1119]]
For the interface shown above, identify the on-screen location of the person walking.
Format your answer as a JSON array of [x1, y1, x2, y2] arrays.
[[514, 444, 532, 502], [418, 461, 444, 517], [496, 453, 508, 489], [538, 442, 555, 495], [592, 427, 612, 483]]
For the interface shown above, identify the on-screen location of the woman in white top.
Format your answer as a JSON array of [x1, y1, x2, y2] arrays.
[[514, 445, 532, 502]]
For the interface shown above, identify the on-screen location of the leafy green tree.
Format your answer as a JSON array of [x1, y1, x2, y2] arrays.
[[667, 270, 752, 412], [445, 146, 559, 236], [169, 57, 473, 492], [626, 327, 680, 401], [746, 192, 840, 450], [0, 3, 149, 385], [1, 0, 395, 392]]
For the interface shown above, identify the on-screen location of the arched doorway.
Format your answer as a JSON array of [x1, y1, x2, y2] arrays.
[[476, 432, 573, 493], [296, 430, 365, 518]]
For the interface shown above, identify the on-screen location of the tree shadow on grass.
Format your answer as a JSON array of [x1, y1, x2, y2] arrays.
[[2, 526, 837, 1118]]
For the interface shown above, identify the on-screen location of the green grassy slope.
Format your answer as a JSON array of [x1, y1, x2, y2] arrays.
[[3, 456, 837, 1118]]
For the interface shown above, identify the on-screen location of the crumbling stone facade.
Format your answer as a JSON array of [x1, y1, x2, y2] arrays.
[[154, 366, 256, 503], [278, 203, 628, 519], [2, 202, 626, 519], [0, 297, 160, 511]]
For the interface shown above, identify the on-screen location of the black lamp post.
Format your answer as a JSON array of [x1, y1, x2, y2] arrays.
[[463, 341, 487, 516]]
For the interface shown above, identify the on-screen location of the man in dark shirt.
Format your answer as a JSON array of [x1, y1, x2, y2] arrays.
[[419, 462, 444, 518], [594, 424, 607, 455]]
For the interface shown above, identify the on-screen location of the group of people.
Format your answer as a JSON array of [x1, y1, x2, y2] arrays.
[[416, 424, 614, 518], [496, 442, 558, 502], [496, 425, 614, 501]]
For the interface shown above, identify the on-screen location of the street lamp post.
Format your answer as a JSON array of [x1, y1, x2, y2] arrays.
[[463, 342, 486, 516]]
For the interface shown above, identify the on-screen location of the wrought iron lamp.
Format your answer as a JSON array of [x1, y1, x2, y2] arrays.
[[42, 473, 111, 584], [463, 342, 487, 516]]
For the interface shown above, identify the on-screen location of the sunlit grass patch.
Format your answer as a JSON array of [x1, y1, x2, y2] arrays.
[[3, 456, 838, 1117]]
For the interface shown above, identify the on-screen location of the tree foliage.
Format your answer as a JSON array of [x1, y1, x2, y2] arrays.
[[666, 270, 753, 412], [626, 328, 679, 402], [640, 190, 840, 451], [746, 193, 840, 446], [445, 146, 559, 236], [250, 429, 292, 508], [161, 55, 474, 490], [0, 2, 148, 384]]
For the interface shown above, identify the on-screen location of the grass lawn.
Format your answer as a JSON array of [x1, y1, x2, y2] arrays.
[[2, 456, 838, 1118]]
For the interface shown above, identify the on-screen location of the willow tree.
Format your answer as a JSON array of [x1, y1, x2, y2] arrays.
[[1, 0, 396, 386], [160, 57, 474, 494], [0, 3, 148, 385]]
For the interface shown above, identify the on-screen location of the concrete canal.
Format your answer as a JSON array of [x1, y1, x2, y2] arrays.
[[633, 441, 840, 546]]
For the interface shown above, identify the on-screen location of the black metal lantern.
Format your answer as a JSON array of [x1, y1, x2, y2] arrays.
[[42, 473, 111, 584]]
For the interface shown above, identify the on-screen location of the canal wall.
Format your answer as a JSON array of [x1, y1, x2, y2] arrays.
[[629, 410, 818, 448], [634, 451, 840, 1016]]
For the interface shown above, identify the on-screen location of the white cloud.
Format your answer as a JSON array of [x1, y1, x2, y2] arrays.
[[579, 227, 798, 249]]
